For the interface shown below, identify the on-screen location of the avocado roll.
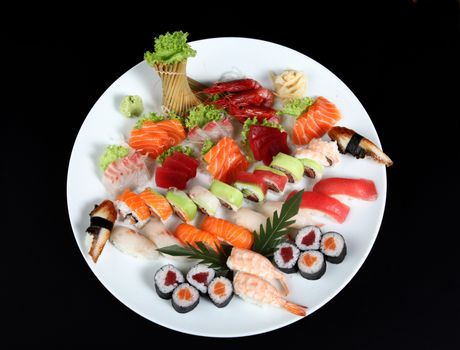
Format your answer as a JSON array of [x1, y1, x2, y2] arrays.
[[209, 179, 244, 211], [270, 153, 304, 183], [188, 185, 221, 216], [166, 189, 197, 222], [233, 171, 267, 202]]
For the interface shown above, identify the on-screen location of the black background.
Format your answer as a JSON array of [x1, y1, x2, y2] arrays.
[[7, 0, 460, 347]]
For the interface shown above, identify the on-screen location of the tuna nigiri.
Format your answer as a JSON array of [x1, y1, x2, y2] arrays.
[[116, 189, 151, 227], [201, 216, 254, 249], [313, 178, 378, 201], [175, 223, 221, 251], [139, 188, 173, 221], [292, 96, 341, 145]]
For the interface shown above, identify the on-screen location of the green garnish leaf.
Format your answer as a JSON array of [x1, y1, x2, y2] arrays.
[[185, 104, 224, 130], [241, 117, 284, 145], [144, 31, 196, 65], [277, 97, 315, 117], [251, 190, 304, 258], [99, 145, 129, 171], [157, 145, 195, 164], [134, 112, 165, 129], [158, 242, 233, 274], [201, 139, 215, 156]]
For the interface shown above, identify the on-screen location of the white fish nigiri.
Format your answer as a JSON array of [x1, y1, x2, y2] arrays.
[[110, 226, 159, 259], [232, 207, 267, 233], [188, 185, 221, 216], [259, 201, 324, 228]]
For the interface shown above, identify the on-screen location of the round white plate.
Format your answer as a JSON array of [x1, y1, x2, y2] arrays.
[[67, 37, 386, 337]]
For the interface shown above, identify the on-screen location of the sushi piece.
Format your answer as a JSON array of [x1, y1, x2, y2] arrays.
[[116, 189, 151, 228], [287, 191, 350, 224], [328, 126, 393, 167], [101, 149, 151, 196], [292, 96, 342, 145], [201, 216, 254, 249], [166, 189, 197, 222], [320, 231, 347, 264], [188, 185, 221, 216], [253, 165, 288, 193], [171, 283, 200, 313], [233, 272, 306, 316], [295, 226, 322, 251], [168, 151, 200, 170], [313, 177, 378, 201], [307, 138, 340, 166], [227, 247, 288, 295], [110, 226, 159, 259], [233, 171, 267, 202], [175, 223, 221, 251], [294, 147, 329, 167], [155, 167, 189, 190], [154, 264, 185, 299], [273, 242, 300, 274], [203, 137, 250, 184], [141, 220, 187, 261], [208, 276, 233, 308], [297, 157, 324, 179], [85, 200, 117, 263], [233, 207, 267, 233], [298, 251, 326, 280], [259, 201, 325, 229], [209, 179, 243, 211], [139, 188, 173, 221], [270, 153, 304, 183], [186, 264, 216, 295]]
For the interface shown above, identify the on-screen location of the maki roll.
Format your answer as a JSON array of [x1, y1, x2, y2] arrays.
[[298, 251, 326, 280], [139, 188, 173, 222], [209, 179, 244, 211], [295, 226, 322, 251], [253, 165, 288, 193], [154, 264, 185, 299], [270, 153, 304, 183], [297, 157, 324, 179], [171, 283, 200, 313], [208, 276, 233, 308], [188, 185, 221, 216], [116, 189, 151, 228], [320, 231, 347, 264], [166, 189, 197, 222], [233, 171, 267, 202], [186, 264, 215, 295], [273, 242, 300, 274]]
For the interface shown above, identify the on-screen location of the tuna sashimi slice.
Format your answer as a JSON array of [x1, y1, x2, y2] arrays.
[[313, 178, 378, 201], [169, 152, 199, 170], [155, 167, 189, 190], [163, 156, 197, 179], [249, 125, 290, 165]]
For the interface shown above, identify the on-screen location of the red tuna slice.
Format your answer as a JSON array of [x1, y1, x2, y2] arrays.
[[253, 169, 288, 192], [249, 125, 290, 165], [155, 167, 189, 190], [234, 171, 268, 194], [169, 152, 199, 170], [313, 178, 378, 201], [287, 191, 350, 224], [163, 156, 196, 179]]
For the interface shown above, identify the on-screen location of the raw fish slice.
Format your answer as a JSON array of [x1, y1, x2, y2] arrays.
[[307, 139, 340, 165], [232, 207, 267, 234], [116, 190, 151, 227], [169, 151, 199, 170], [139, 188, 173, 221], [249, 125, 290, 165], [163, 156, 196, 178], [188, 185, 221, 216], [259, 201, 324, 228], [313, 177, 378, 201], [201, 216, 254, 249], [110, 226, 159, 259], [175, 223, 221, 251], [253, 166, 288, 193], [294, 147, 330, 167], [187, 117, 234, 144], [155, 167, 189, 190]]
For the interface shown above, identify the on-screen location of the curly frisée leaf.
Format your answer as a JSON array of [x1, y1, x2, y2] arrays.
[[277, 97, 315, 117], [185, 104, 225, 130], [201, 139, 215, 156], [144, 31, 197, 65], [134, 112, 165, 129], [157, 145, 195, 164], [99, 145, 130, 171]]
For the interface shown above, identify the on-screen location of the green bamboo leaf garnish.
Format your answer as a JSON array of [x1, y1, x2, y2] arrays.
[[252, 190, 304, 258]]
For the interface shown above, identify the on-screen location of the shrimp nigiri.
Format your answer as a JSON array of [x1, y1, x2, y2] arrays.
[[226, 247, 289, 295], [233, 272, 306, 316]]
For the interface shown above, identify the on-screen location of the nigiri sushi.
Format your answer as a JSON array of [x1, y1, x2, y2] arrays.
[[233, 272, 306, 316], [313, 178, 378, 201], [175, 223, 221, 251], [209, 180, 243, 211], [233, 171, 267, 203], [307, 139, 340, 166], [139, 188, 173, 221], [253, 165, 288, 193], [328, 126, 393, 167], [116, 190, 151, 228], [166, 189, 197, 222], [188, 185, 221, 216], [270, 153, 304, 183], [232, 207, 267, 234], [141, 220, 187, 261], [201, 216, 254, 249], [85, 200, 117, 263], [110, 225, 160, 259], [259, 201, 324, 228]]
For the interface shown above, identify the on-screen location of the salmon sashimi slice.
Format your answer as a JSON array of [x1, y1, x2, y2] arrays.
[[292, 97, 341, 145], [201, 216, 253, 249], [204, 137, 250, 184], [139, 188, 173, 221], [175, 223, 221, 251], [117, 189, 151, 222], [129, 120, 186, 159]]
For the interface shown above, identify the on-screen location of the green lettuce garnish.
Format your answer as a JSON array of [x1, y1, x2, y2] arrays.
[[277, 97, 315, 117], [157, 145, 195, 164], [134, 112, 165, 129], [185, 104, 224, 130], [201, 139, 215, 156], [99, 145, 129, 171], [144, 31, 197, 65], [241, 117, 284, 145]]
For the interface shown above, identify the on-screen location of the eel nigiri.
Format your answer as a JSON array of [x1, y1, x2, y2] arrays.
[[287, 191, 350, 224], [175, 223, 221, 251], [139, 188, 173, 221], [313, 178, 378, 201], [116, 189, 151, 228], [292, 96, 341, 145], [110, 225, 159, 259], [227, 248, 288, 295], [85, 200, 117, 263], [328, 126, 393, 167], [233, 272, 306, 316], [201, 216, 254, 249]]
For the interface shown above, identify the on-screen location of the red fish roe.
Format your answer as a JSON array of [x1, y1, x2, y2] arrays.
[[280, 246, 294, 263], [192, 272, 209, 284], [165, 270, 177, 286]]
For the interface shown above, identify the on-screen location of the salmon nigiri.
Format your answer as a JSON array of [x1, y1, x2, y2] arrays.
[[175, 223, 221, 251], [116, 189, 151, 227], [203, 137, 250, 184], [201, 216, 253, 249], [292, 97, 341, 145], [139, 188, 173, 221]]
